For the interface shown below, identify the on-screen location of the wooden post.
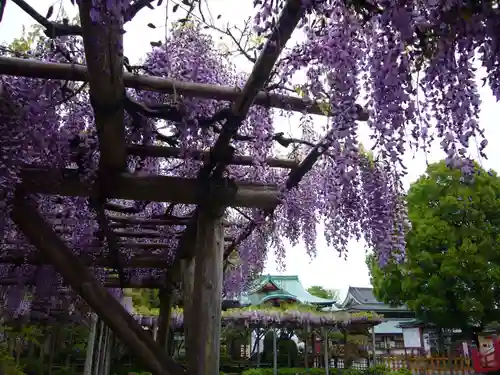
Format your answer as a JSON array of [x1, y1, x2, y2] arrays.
[[182, 257, 196, 368], [304, 325, 309, 370], [188, 210, 224, 375], [11, 195, 185, 375], [78, 0, 127, 173], [157, 289, 174, 352]]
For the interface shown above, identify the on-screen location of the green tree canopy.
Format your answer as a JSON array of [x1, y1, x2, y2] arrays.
[[368, 160, 500, 333], [307, 285, 339, 300], [124, 288, 160, 314]]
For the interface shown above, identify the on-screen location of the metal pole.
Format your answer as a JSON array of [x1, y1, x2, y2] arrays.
[[104, 328, 113, 375], [256, 329, 261, 368], [93, 320, 104, 375], [153, 323, 158, 341], [273, 328, 278, 375], [83, 314, 98, 375], [372, 327, 376, 367], [305, 325, 309, 370], [323, 328, 329, 375], [99, 326, 109, 375]]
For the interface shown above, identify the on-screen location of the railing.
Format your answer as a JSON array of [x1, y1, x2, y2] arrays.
[[375, 342, 406, 350], [311, 355, 474, 375], [377, 356, 474, 375]]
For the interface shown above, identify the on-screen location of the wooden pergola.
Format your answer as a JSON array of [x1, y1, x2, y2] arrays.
[[0, 1, 369, 374]]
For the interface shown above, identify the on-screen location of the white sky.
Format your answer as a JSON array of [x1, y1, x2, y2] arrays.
[[2, 0, 500, 301]]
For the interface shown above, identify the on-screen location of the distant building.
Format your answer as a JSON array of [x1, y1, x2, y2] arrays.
[[239, 275, 336, 308], [336, 286, 415, 356], [235, 275, 336, 360]]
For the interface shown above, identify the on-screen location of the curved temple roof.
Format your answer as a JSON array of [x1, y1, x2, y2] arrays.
[[240, 275, 336, 306], [336, 286, 409, 312]]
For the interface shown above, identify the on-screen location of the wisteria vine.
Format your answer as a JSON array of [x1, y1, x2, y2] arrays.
[[0, 0, 497, 319]]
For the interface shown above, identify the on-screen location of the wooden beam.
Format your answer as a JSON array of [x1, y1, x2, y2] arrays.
[[10, 194, 185, 375], [47, 213, 240, 228], [2, 238, 233, 253], [189, 212, 224, 375], [127, 144, 299, 169], [54, 227, 235, 241], [46, 214, 189, 227], [78, 0, 127, 173], [0, 253, 171, 268], [0, 56, 369, 121], [0, 277, 169, 289], [20, 167, 280, 209], [107, 215, 189, 226]]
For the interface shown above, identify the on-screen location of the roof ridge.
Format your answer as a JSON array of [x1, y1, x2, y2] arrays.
[[269, 275, 299, 279]]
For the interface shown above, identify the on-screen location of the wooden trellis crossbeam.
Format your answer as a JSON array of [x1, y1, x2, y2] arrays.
[[0, 252, 171, 268], [47, 213, 242, 228], [54, 228, 235, 241], [3, 239, 233, 250], [127, 144, 299, 169], [106, 215, 191, 226], [0, 56, 369, 120], [0, 277, 170, 288], [20, 167, 280, 208], [0, 0, 373, 373], [10, 193, 184, 375]]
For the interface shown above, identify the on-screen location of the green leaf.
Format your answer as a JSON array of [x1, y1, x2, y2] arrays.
[[317, 101, 330, 116], [294, 85, 304, 97]]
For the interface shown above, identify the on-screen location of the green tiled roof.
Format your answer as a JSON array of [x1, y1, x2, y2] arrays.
[[240, 275, 336, 306]]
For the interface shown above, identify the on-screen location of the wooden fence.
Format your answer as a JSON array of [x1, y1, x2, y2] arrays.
[[318, 356, 474, 375], [376, 356, 474, 375]]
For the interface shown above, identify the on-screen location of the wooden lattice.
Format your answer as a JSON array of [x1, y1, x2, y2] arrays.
[[0, 0, 370, 374]]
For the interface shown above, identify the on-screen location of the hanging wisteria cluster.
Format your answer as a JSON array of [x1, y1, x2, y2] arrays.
[[0, 0, 497, 320]]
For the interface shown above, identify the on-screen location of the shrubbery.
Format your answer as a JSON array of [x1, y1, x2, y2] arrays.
[[241, 366, 413, 375]]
